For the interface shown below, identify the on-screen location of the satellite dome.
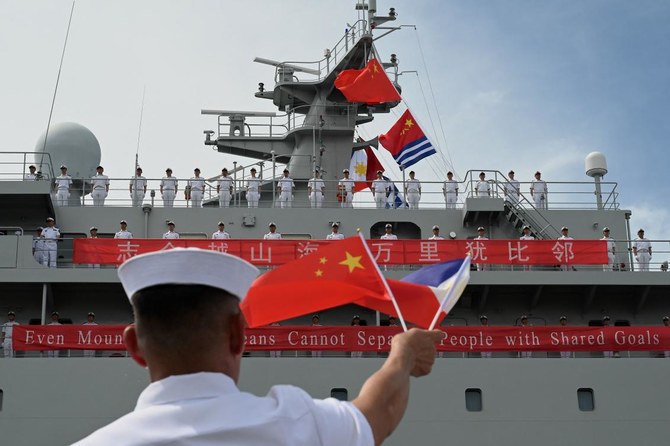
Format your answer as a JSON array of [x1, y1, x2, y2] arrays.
[[585, 152, 607, 178], [34, 122, 101, 179]]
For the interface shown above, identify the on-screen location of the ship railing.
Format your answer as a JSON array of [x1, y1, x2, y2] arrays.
[[0, 151, 56, 180], [269, 19, 369, 84]]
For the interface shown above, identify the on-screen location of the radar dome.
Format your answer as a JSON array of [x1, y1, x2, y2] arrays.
[[34, 122, 101, 179], [585, 151, 607, 177]]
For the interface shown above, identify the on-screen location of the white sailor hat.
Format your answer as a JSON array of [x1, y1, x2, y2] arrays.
[[167, 221, 175, 226], [432, 225, 439, 230], [283, 168, 289, 172], [376, 170, 383, 174], [37, 226, 43, 231], [559, 316, 567, 321], [477, 226, 485, 231], [637, 228, 644, 233], [60, 165, 67, 169], [89, 226, 98, 231], [343, 168, 349, 173], [46, 217, 54, 222], [51, 311, 59, 316], [663, 316, 669, 322], [331, 222, 339, 227], [120, 220, 127, 224], [385, 223, 392, 228], [520, 315, 528, 320], [8, 311, 15, 316], [87, 312, 95, 317], [523, 225, 530, 230], [603, 315, 611, 321], [118, 248, 259, 302], [217, 221, 225, 226], [603, 227, 610, 232], [268, 222, 276, 227], [96, 165, 103, 170], [561, 226, 568, 231], [480, 315, 488, 320]]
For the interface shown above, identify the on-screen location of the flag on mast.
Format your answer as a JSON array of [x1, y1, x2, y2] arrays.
[[335, 59, 402, 104], [349, 146, 385, 192], [379, 109, 437, 170]]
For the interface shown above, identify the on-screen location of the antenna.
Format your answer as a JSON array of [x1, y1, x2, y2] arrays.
[[135, 86, 146, 171], [40, 0, 76, 172]]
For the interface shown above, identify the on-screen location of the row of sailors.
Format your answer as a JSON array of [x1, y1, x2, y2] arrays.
[[43, 164, 549, 209]]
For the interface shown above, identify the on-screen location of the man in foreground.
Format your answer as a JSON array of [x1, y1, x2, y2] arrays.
[[73, 248, 443, 445]]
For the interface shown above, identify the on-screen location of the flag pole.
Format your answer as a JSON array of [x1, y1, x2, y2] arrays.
[[357, 232, 409, 332]]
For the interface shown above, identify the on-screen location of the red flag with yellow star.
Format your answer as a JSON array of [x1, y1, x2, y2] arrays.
[[241, 236, 392, 328], [334, 59, 402, 104]]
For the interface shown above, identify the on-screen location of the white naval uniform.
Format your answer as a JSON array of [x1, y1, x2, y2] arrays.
[[24, 173, 37, 181], [212, 231, 231, 240], [46, 321, 61, 357], [443, 180, 458, 208], [602, 236, 616, 272], [277, 177, 295, 208], [558, 235, 574, 271], [380, 233, 398, 240], [327, 232, 345, 240], [54, 174, 72, 206], [82, 321, 98, 357], [264, 232, 282, 240], [91, 174, 110, 206], [72, 372, 373, 446], [633, 237, 652, 272], [114, 230, 133, 239], [188, 176, 206, 208], [475, 180, 490, 197], [406, 178, 421, 209], [218, 176, 233, 208], [520, 234, 535, 271], [33, 236, 45, 265], [40, 226, 60, 268], [88, 235, 100, 269], [246, 177, 261, 208], [531, 179, 547, 209], [474, 236, 489, 271], [372, 178, 389, 209], [428, 235, 444, 240], [2, 321, 19, 358], [160, 177, 178, 207], [129, 176, 147, 207], [338, 178, 354, 208], [308, 177, 325, 208], [505, 179, 521, 203], [163, 231, 180, 240]]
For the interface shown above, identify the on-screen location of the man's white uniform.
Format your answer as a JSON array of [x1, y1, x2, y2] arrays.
[[308, 176, 325, 208], [54, 173, 72, 206], [530, 177, 547, 209], [129, 175, 147, 207], [505, 177, 521, 203], [163, 230, 180, 240], [2, 319, 19, 358], [327, 231, 345, 240], [246, 176, 261, 208], [47, 318, 61, 357], [380, 233, 398, 240], [277, 175, 295, 208], [41, 225, 60, 268], [520, 229, 535, 271], [160, 175, 178, 207], [33, 231, 45, 265], [429, 234, 444, 240], [115, 229, 133, 239], [601, 231, 616, 272], [188, 174, 206, 208], [443, 179, 458, 208], [72, 372, 373, 446], [264, 231, 282, 240], [558, 230, 574, 271], [212, 230, 231, 240], [218, 175, 233, 208], [91, 172, 110, 206], [83, 318, 98, 357], [633, 234, 652, 272], [474, 233, 489, 271], [372, 177, 388, 209], [406, 177, 421, 209], [338, 175, 354, 208], [476, 179, 491, 197]]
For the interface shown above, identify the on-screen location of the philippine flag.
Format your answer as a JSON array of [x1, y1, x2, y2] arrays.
[[379, 109, 437, 170]]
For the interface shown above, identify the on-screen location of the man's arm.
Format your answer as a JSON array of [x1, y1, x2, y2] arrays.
[[353, 329, 443, 446]]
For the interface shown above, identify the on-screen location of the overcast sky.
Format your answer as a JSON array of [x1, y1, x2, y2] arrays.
[[1, 0, 669, 245]]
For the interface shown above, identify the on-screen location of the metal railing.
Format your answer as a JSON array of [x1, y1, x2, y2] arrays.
[[0, 151, 56, 181]]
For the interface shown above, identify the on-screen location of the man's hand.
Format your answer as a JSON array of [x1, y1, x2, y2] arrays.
[[390, 328, 443, 377]]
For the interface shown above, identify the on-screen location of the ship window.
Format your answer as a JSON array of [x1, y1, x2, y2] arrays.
[[465, 388, 482, 411], [330, 388, 348, 401], [577, 388, 594, 411]]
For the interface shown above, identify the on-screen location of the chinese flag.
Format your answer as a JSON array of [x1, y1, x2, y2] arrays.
[[242, 235, 392, 327], [335, 59, 402, 104]]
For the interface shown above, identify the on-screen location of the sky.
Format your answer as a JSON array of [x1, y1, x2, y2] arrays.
[[1, 0, 669, 245]]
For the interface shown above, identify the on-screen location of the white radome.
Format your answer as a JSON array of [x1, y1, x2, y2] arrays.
[[34, 122, 101, 179], [585, 151, 608, 178]]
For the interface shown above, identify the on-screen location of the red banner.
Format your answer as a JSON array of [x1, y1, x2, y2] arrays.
[[73, 239, 607, 266], [12, 325, 670, 352]]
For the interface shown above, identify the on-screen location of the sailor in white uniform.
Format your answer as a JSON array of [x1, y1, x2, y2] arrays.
[[212, 222, 231, 239], [163, 221, 180, 239], [479, 315, 492, 358], [246, 168, 261, 208], [475, 172, 491, 197], [54, 165, 72, 206], [83, 312, 98, 357], [428, 225, 444, 240], [380, 223, 398, 240], [264, 222, 282, 240], [32, 226, 45, 266], [530, 171, 547, 209], [557, 226, 574, 271], [504, 170, 521, 204], [160, 168, 178, 208], [519, 315, 532, 358], [277, 169, 295, 208], [602, 316, 614, 358], [41, 217, 60, 268], [601, 227, 616, 272], [46, 312, 61, 358], [129, 167, 147, 207], [338, 169, 355, 208], [405, 171, 421, 209], [371, 171, 389, 209], [633, 229, 652, 272], [188, 168, 206, 208], [326, 223, 345, 240], [114, 220, 133, 239], [24, 165, 37, 181], [88, 227, 100, 269], [217, 168, 233, 208], [474, 227, 489, 271], [308, 170, 325, 209], [2, 311, 19, 358], [443, 171, 458, 209], [91, 165, 110, 206], [519, 226, 535, 271], [559, 316, 573, 358]]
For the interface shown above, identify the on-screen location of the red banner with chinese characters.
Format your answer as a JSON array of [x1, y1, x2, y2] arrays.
[[73, 239, 607, 266], [12, 325, 670, 352]]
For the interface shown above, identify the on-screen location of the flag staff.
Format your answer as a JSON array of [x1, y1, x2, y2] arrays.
[[357, 232, 409, 332]]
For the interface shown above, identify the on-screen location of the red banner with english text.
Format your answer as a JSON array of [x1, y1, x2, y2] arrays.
[[72, 239, 607, 266], [12, 325, 670, 352]]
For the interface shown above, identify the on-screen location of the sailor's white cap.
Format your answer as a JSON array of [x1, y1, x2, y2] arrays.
[[523, 225, 530, 230], [477, 226, 485, 231], [118, 248, 259, 302], [385, 223, 392, 228], [603, 227, 610, 232], [432, 225, 439, 230], [331, 222, 339, 227], [89, 226, 98, 231], [561, 226, 568, 231], [217, 221, 225, 226]]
